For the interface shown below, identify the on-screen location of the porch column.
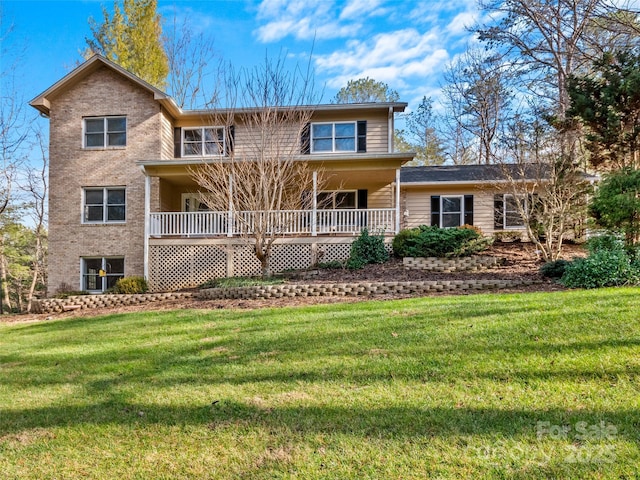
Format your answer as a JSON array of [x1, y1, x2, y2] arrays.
[[143, 174, 151, 279], [312, 170, 317, 237], [227, 173, 233, 238], [395, 168, 401, 234]]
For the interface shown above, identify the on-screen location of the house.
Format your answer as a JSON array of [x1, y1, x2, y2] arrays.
[[401, 164, 542, 234], [30, 55, 416, 293]]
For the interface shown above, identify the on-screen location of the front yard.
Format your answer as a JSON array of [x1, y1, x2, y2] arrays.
[[1, 288, 639, 478]]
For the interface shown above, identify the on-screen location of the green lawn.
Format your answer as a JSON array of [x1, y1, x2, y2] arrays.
[[1, 288, 639, 479]]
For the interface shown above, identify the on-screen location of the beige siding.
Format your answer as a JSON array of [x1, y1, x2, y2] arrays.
[[403, 186, 498, 235], [47, 65, 162, 293]]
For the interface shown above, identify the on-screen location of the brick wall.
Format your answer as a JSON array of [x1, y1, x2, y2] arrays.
[[47, 66, 163, 294]]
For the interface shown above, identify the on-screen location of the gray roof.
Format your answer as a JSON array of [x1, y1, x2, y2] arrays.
[[400, 164, 549, 184]]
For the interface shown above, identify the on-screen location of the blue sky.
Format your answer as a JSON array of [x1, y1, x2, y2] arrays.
[[3, 0, 481, 114]]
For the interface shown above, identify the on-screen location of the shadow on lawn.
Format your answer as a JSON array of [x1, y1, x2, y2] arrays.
[[1, 399, 639, 442]]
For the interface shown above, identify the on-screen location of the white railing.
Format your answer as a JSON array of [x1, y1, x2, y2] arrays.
[[149, 209, 396, 237]]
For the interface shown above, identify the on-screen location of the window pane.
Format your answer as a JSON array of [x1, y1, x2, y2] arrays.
[[107, 132, 126, 146], [335, 123, 355, 137], [336, 192, 356, 209], [184, 129, 202, 141], [85, 205, 104, 222], [106, 275, 122, 290], [313, 139, 332, 152], [316, 192, 332, 209], [85, 119, 104, 133], [442, 197, 461, 213], [107, 189, 125, 204], [84, 258, 102, 271], [204, 142, 223, 155], [107, 117, 126, 132], [442, 213, 461, 228], [335, 138, 355, 151], [85, 190, 103, 204], [106, 258, 125, 274], [183, 143, 202, 156], [204, 128, 223, 141], [107, 205, 125, 221], [312, 124, 332, 138], [85, 133, 104, 147]]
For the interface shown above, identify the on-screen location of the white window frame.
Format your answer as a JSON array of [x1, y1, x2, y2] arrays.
[[503, 194, 526, 230], [83, 116, 126, 148], [310, 122, 357, 153], [440, 195, 464, 228], [182, 126, 226, 157], [317, 190, 358, 209], [81, 257, 125, 293], [82, 187, 126, 224]]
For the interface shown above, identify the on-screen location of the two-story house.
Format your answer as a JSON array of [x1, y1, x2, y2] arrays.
[[31, 55, 415, 293]]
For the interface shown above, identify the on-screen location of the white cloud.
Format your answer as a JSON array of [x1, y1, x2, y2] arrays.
[[340, 0, 385, 20], [446, 11, 477, 35], [315, 28, 450, 91]]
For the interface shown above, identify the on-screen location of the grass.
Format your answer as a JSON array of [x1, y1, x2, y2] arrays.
[[1, 288, 639, 479]]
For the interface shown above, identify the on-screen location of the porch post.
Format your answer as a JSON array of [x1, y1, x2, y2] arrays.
[[143, 174, 151, 280], [312, 170, 317, 237], [395, 168, 401, 234], [227, 173, 234, 238]]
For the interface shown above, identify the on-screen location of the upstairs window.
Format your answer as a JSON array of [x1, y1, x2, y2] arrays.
[[182, 127, 225, 156], [83, 187, 126, 223], [311, 122, 356, 153], [84, 116, 126, 148]]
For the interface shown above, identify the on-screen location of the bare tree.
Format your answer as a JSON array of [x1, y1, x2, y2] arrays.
[[442, 48, 512, 164], [23, 131, 48, 312], [163, 11, 218, 109], [496, 116, 591, 261], [190, 56, 325, 277]]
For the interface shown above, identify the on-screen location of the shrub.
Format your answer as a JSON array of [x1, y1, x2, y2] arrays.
[[112, 276, 148, 294], [346, 229, 389, 270], [586, 234, 624, 254], [540, 259, 571, 279], [393, 225, 492, 258], [560, 250, 640, 289]]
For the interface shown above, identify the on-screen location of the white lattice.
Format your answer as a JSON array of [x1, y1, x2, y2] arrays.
[[271, 244, 313, 272], [232, 245, 262, 277], [149, 244, 227, 291], [317, 242, 353, 263]]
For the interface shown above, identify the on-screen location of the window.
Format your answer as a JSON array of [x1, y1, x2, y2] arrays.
[[83, 187, 125, 223], [82, 257, 124, 292], [182, 127, 225, 156], [504, 194, 526, 228], [84, 116, 126, 148], [311, 122, 356, 153], [431, 195, 474, 228], [317, 190, 358, 209]]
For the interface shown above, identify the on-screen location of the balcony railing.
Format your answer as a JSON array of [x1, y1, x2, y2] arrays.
[[149, 209, 396, 237]]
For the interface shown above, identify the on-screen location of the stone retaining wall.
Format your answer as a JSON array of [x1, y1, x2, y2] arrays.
[[33, 278, 537, 315], [403, 255, 501, 272], [32, 292, 195, 314]]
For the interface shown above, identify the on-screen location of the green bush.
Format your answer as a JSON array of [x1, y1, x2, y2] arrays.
[[393, 225, 492, 258], [112, 276, 148, 294], [540, 259, 571, 279], [586, 234, 624, 254], [346, 229, 389, 270], [560, 250, 640, 289]]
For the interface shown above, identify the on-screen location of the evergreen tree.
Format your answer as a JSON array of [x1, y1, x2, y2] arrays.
[[333, 77, 399, 103], [86, 0, 169, 89]]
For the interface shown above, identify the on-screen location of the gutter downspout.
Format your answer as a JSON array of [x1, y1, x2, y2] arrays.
[[388, 106, 394, 152], [143, 173, 151, 280]]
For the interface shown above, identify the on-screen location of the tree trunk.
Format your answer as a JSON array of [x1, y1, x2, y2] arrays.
[[0, 253, 12, 312], [26, 236, 42, 313]]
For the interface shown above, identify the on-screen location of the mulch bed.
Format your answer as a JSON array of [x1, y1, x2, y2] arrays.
[[2, 243, 586, 323]]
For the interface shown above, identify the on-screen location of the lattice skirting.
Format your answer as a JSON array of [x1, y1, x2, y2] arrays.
[[148, 238, 389, 292]]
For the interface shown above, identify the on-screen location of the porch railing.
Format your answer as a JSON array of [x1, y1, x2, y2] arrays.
[[149, 209, 396, 237]]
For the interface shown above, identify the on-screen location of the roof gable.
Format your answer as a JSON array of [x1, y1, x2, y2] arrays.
[[29, 54, 178, 117]]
